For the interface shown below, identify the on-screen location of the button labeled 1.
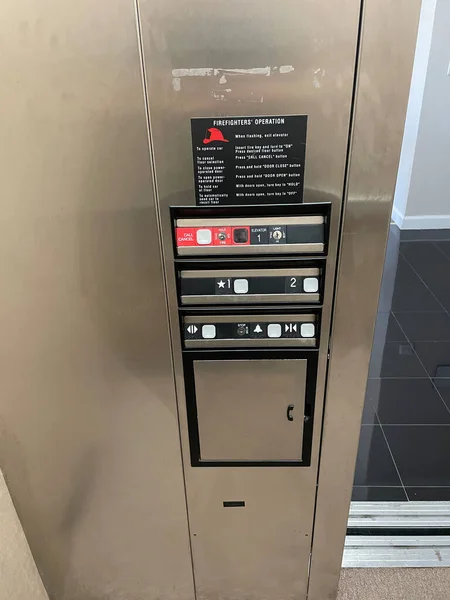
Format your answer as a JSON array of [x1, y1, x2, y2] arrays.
[[234, 279, 249, 294]]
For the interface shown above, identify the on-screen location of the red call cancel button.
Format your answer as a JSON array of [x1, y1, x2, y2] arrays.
[[175, 226, 250, 247], [175, 228, 197, 246]]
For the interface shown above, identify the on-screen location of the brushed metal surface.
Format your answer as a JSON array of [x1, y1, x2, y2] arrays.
[[177, 242, 324, 256], [182, 294, 320, 305], [194, 359, 307, 461], [176, 217, 324, 227], [185, 339, 316, 349], [0, 0, 421, 597], [0, 1, 194, 599], [184, 314, 316, 324], [138, 0, 361, 597], [307, 1, 422, 599], [181, 268, 320, 278]]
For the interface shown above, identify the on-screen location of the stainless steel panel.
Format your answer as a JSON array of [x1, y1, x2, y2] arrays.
[[183, 294, 320, 305], [177, 243, 324, 256], [138, 0, 361, 596], [186, 338, 316, 349], [0, 2, 194, 599], [307, 0, 422, 599], [185, 315, 316, 324], [176, 217, 324, 227], [181, 268, 320, 278], [194, 359, 307, 462]]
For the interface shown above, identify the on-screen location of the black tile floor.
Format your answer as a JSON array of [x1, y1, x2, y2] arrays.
[[353, 226, 450, 502]]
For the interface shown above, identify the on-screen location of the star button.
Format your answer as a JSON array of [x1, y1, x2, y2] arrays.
[[217, 280, 226, 288]]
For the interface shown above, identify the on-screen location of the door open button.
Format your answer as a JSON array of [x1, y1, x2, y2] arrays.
[[202, 325, 216, 339], [234, 279, 249, 294]]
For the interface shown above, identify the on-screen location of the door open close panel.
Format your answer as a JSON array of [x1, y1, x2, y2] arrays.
[[195, 359, 307, 462]]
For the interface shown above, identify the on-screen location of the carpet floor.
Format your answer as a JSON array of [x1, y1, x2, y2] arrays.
[[338, 568, 450, 600]]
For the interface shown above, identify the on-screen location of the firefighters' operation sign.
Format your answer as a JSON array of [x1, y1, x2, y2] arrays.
[[191, 115, 307, 206]]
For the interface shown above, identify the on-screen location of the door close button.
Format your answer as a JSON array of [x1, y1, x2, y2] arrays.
[[301, 323, 315, 338]]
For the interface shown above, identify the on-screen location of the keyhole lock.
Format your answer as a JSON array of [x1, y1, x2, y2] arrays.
[[287, 404, 294, 421]]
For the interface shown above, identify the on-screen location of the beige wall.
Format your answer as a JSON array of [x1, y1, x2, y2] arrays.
[[0, 471, 48, 600]]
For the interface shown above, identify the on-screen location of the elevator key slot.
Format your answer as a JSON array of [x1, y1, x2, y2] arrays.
[[175, 216, 324, 255]]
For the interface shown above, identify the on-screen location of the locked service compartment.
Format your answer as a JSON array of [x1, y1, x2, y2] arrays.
[[179, 267, 322, 305], [183, 351, 317, 467]]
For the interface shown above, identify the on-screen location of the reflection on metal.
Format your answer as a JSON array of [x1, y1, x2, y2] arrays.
[[307, 0, 422, 598], [0, 0, 421, 599], [348, 502, 450, 529], [343, 537, 450, 568], [171, 66, 296, 102]]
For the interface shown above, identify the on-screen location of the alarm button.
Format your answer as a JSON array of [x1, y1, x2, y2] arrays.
[[196, 229, 212, 245], [301, 323, 315, 338], [303, 277, 319, 293]]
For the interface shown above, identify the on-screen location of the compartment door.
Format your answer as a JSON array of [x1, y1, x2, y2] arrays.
[[194, 359, 307, 463]]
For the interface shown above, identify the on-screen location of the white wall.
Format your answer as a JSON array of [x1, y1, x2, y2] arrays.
[[393, 0, 450, 230]]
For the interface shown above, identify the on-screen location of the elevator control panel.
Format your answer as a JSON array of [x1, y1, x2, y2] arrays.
[[175, 215, 325, 255], [183, 315, 317, 348], [172, 205, 329, 467], [180, 268, 321, 305]]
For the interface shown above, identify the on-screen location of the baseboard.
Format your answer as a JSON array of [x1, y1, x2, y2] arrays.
[[391, 205, 405, 228], [399, 214, 450, 230]]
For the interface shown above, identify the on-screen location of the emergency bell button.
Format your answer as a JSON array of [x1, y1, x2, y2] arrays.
[[301, 323, 315, 338], [303, 277, 319, 293], [267, 324, 282, 338], [234, 279, 249, 294], [202, 325, 216, 339], [196, 229, 212, 245]]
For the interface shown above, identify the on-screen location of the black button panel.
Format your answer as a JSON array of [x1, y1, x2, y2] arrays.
[[183, 316, 317, 348], [180, 270, 321, 304]]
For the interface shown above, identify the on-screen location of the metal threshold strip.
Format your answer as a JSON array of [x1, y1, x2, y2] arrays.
[[343, 502, 450, 568]]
